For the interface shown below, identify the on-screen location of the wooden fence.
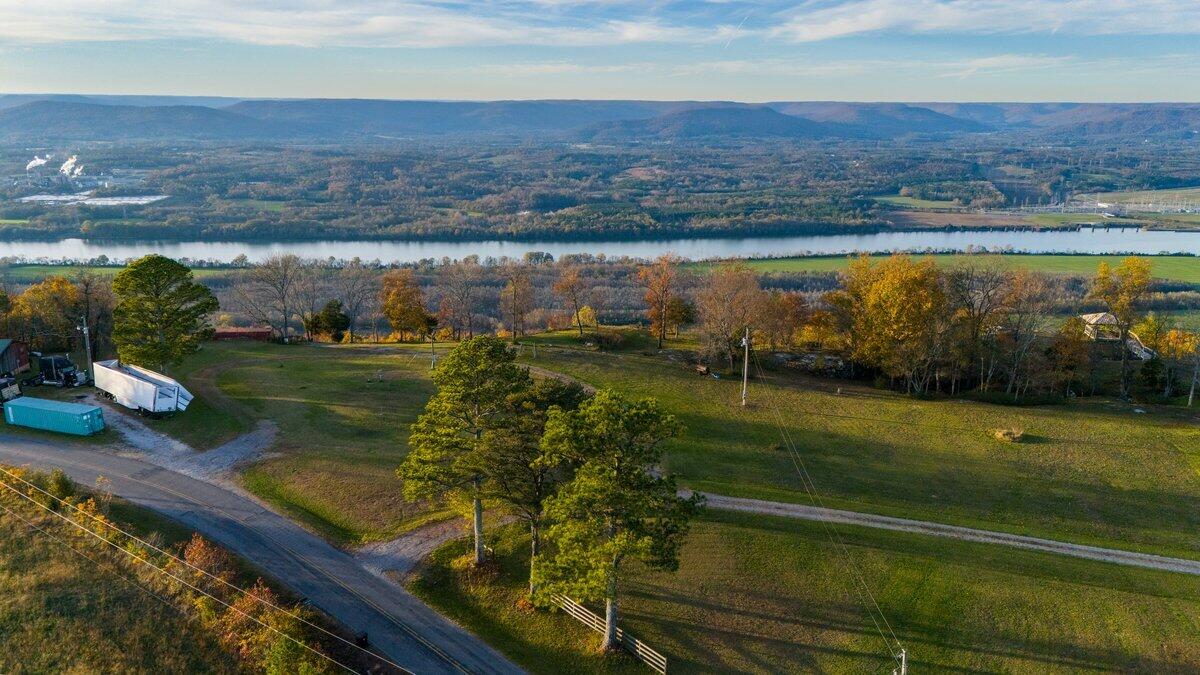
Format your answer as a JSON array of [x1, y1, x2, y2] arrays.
[[551, 594, 667, 674]]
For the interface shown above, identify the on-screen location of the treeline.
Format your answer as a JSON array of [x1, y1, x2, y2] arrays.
[[6, 251, 1198, 404], [669, 255, 1199, 403], [899, 181, 1007, 208], [6, 137, 1200, 241], [0, 256, 219, 378], [0, 466, 349, 673]]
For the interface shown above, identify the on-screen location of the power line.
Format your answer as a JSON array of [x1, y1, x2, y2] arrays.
[[2, 456, 469, 673], [0, 464, 421, 675], [745, 348, 906, 671], [0, 500, 185, 619], [585, 341, 1176, 451], [0, 472, 363, 675]]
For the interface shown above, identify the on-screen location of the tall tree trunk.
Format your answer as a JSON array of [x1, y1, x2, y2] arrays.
[[602, 574, 618, 652], [1189, 357, 1199, 407], [529, 523, 540, 594], [1119, 328, 1132, 399], [472, 492, 485, 566]]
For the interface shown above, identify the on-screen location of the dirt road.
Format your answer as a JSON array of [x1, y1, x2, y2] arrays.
[[694, 491, 1200, 576]]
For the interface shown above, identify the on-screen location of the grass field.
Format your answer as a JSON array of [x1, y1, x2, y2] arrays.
[[224, 198, 287, 212], [516, 343, 1200, 558], [414, 511, 1200, 674], [164, 342, 445, 544], [1025, 213, 1146, 227], [871, 195, 960, 210], [696, 253, 1200, 283], [0, 487, 238, 673], [161, 336, 1200, 556], [1083, 186, 1200, 204], [0, 264, 232, 283]]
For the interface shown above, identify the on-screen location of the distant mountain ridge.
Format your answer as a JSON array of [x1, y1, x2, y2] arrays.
[[0, 101, 280, 141], [2, 95, 1199, 143], [581, 106, 842, 141]]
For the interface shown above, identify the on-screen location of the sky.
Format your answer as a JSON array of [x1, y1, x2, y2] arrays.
[[2, 0, 1199, 102]]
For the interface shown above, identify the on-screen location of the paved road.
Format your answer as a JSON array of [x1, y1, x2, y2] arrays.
[[0, 434, 524, 675], [695, 491, 1200, 576]]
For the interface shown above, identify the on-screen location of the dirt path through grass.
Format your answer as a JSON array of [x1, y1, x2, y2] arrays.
[[524, 354, 1200, 572], [93, 393, 279, 482], [694, 491, 1200, 575]]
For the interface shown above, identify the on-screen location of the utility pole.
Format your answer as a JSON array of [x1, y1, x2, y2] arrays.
[[892, 648, 907, 675], [78, 320, 93, 383], [740, 326, 750, 407], [430, 334, 436, 370]]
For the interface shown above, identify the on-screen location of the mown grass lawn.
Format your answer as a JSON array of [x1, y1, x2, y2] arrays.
[[167, 341, 446, 544], [518, 345, 1200, 558], [413, 511, 1200, 674], [150, 343, 255, 450], [695, 253, 1200, 283]]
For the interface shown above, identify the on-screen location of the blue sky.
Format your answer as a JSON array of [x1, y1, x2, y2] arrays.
[[2, 0, 1199, 101]]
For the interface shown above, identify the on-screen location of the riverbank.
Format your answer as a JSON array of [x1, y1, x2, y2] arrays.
[[3, 226, 1200, 265], [6, 251, 1200, 286]]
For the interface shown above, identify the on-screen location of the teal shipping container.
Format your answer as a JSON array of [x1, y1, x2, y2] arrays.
[[4, 397, 105, 436]]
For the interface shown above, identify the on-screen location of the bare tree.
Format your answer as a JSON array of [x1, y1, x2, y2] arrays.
[[696, 264, 765, 370], [232, 254, 304, 341], [946, 263, 1010, 390], [552, 261, 589, 337], [499, 260, 534, 340], [73, 270, 115, 358], [998, 271, 1052, 397], [335, 259, 378, 342], [294, 261, 331, 340], [636, 254, 680, 349], [436, 256, 483, 339]]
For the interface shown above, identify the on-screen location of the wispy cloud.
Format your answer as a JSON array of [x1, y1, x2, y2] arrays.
[[5, 0, 1200, 49], [941, 54, 1074, 79], [472, 62, 652, 76], [0, 0, 733, 48], [772, 0, 1200, 42]]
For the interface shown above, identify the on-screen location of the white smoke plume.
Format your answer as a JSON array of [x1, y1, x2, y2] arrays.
[[24, 155, 50, 171], [59, 155, 78, 176]]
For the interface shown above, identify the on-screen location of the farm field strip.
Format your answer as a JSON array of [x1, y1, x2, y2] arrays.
[[694, 253, 1200, 282]]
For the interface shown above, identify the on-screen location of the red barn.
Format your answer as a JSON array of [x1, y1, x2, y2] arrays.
[[212, 327, 273, 342]]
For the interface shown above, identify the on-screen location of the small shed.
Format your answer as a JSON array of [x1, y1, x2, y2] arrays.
[[1079, 312, 1122, 341], [1079, 312, 1155, 360], [4, 397, 105, 436], [0, 339, 30, 376], [213, 327, 273, 342]]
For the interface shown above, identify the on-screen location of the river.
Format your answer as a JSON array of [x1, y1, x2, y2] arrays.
[[2, 227, 1200, 264]]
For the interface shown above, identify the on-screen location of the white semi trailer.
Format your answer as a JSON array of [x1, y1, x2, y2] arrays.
[[93, 360, 193, 414]]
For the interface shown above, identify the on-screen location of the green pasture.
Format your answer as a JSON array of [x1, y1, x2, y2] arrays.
[[414, 511, 1200, 674], [518, 345, 1200, 558], [166, 342, 445, 544]]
